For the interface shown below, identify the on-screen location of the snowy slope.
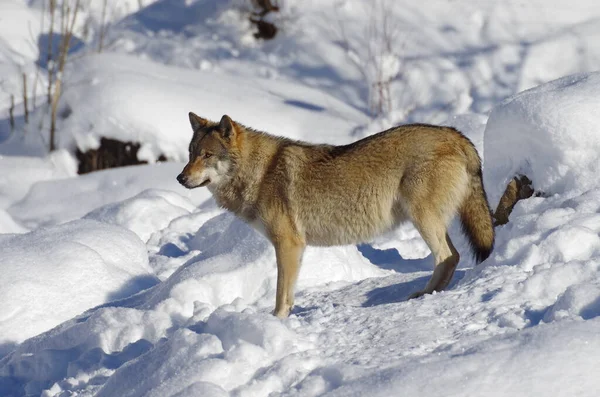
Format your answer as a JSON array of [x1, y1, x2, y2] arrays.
[[106, 0, 600, 122], [0, 0, 42, 111], [56, 52, 367, 161], [484, 72, 600, 206], [1, 1, 600, 396], [7, 162, 212, 229], [0, 219, 155, 349], [2, 73, 600, 397]]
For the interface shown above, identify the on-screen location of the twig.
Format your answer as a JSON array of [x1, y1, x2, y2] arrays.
[[22, 73, 29, 124], [49, 0, 81, 151], [9, 95, 15, 133], [47, 0, 56, 112], [98, 0, 108, 52]]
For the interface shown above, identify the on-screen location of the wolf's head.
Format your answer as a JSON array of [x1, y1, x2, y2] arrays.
[[177, 112, 239, 189]]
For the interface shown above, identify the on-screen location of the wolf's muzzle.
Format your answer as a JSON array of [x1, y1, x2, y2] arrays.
[[176, 173, 187, 185]]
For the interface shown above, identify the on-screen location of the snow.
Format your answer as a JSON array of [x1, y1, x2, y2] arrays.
[[484, 72, 600, 208], [7, 162, 211, 230], [0, 150, 76, 211], [0, 1, 42, 111], [1, 0, 600, 396], [0, 1, 40, 64], [0, 219, 154, 348], [58, 52, 366, 162], [320, 318, 600, 397], [85, 189, 198, 242]]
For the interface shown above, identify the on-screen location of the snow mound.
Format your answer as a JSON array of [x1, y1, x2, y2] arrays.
[[96, 308, 312, 397], [0, 303, 311, 397], [4, 2, 600, 396], [484, 72, 600, 207], [477, 73, 600, 334], [0, 219, 155, 345], [85, 189, 196, 242], [58, 53, 366, 162], [8, 162, 211, 229], [0, 305, 173, 396], [0, 210, 27, 234], [0, 150, 76, 210], [0, 211, 385, 395], [544, 282, 600, 322]]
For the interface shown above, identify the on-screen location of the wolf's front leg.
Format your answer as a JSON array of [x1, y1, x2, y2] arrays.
[[272, 237, 305, 318]]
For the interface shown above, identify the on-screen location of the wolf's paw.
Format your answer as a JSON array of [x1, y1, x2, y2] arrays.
[[408, 290, 426, 300], [272, 306, 292, 318]]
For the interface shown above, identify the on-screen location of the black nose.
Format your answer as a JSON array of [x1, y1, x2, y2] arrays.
[[177, 173, 187, 184]]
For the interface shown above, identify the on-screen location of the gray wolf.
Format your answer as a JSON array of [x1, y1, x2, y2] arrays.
[[177, 113, 494, 318]]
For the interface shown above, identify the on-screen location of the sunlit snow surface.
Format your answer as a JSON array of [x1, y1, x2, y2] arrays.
[[1, 1, 600, 396]]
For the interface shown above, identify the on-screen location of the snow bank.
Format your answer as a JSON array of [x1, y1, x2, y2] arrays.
[[447, 74, 600, 337], [0, 210, 27, 234], [8, 162, 211, 229], [0, 150, 76, 210], [96, 308, 312, 397], [484, 72, 600, 208], [0, 211, 385, 396], [3, 2, 600, 396], [0, 305, 174, 395], [58, 53, 366, 161], [105, 0, 600, 123], [85, 189, 197, 242], [0, 220, 154, 345]]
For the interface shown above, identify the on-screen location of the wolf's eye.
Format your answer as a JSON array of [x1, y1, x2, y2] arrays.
[[203, 152, 213, 159]]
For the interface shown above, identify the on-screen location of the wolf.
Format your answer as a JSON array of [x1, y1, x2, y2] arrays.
[[177, 113, 494, 318]]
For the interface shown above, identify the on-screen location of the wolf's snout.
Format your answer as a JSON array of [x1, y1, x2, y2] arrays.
[[176, 173, 187, 185]]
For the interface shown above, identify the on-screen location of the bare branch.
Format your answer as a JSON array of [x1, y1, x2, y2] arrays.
[[98, 0, 108, 52], [22, 73, 29, 124], [9, 95, 15, 134], [49, 0, 81, 151], [47, 0, 56, 110]]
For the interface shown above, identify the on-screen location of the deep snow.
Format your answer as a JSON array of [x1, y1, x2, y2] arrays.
[[0, 220, 155, 349], [1, 1, 600, 396]]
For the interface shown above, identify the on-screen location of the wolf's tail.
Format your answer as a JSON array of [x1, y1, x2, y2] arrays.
[[459, 150, 495, 263]]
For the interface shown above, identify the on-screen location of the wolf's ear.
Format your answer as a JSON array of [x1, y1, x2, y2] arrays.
[[188, 112, 208, 131], [218, 115, 236, 139]]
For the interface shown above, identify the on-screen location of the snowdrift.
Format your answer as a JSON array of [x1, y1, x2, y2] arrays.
[[85, 189, 198, 242], [2, 0, 600, 395], [7, 162, 211, 230], [0, 150, 76, 211], [57, 53, 367, 162], [0, 220, 154, 347], [2, 72, 600, 396], [484, 72, 600, 207]]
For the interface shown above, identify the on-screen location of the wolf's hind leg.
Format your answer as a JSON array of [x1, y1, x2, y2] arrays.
[[409, 219, 460, 299], [438, 233, 460, 289]]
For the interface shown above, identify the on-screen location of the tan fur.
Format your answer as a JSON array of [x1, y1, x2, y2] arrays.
[[178, 113, 495, 318]]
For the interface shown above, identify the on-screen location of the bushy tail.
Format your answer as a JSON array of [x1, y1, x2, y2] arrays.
[[460, 169, 495, 263]]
